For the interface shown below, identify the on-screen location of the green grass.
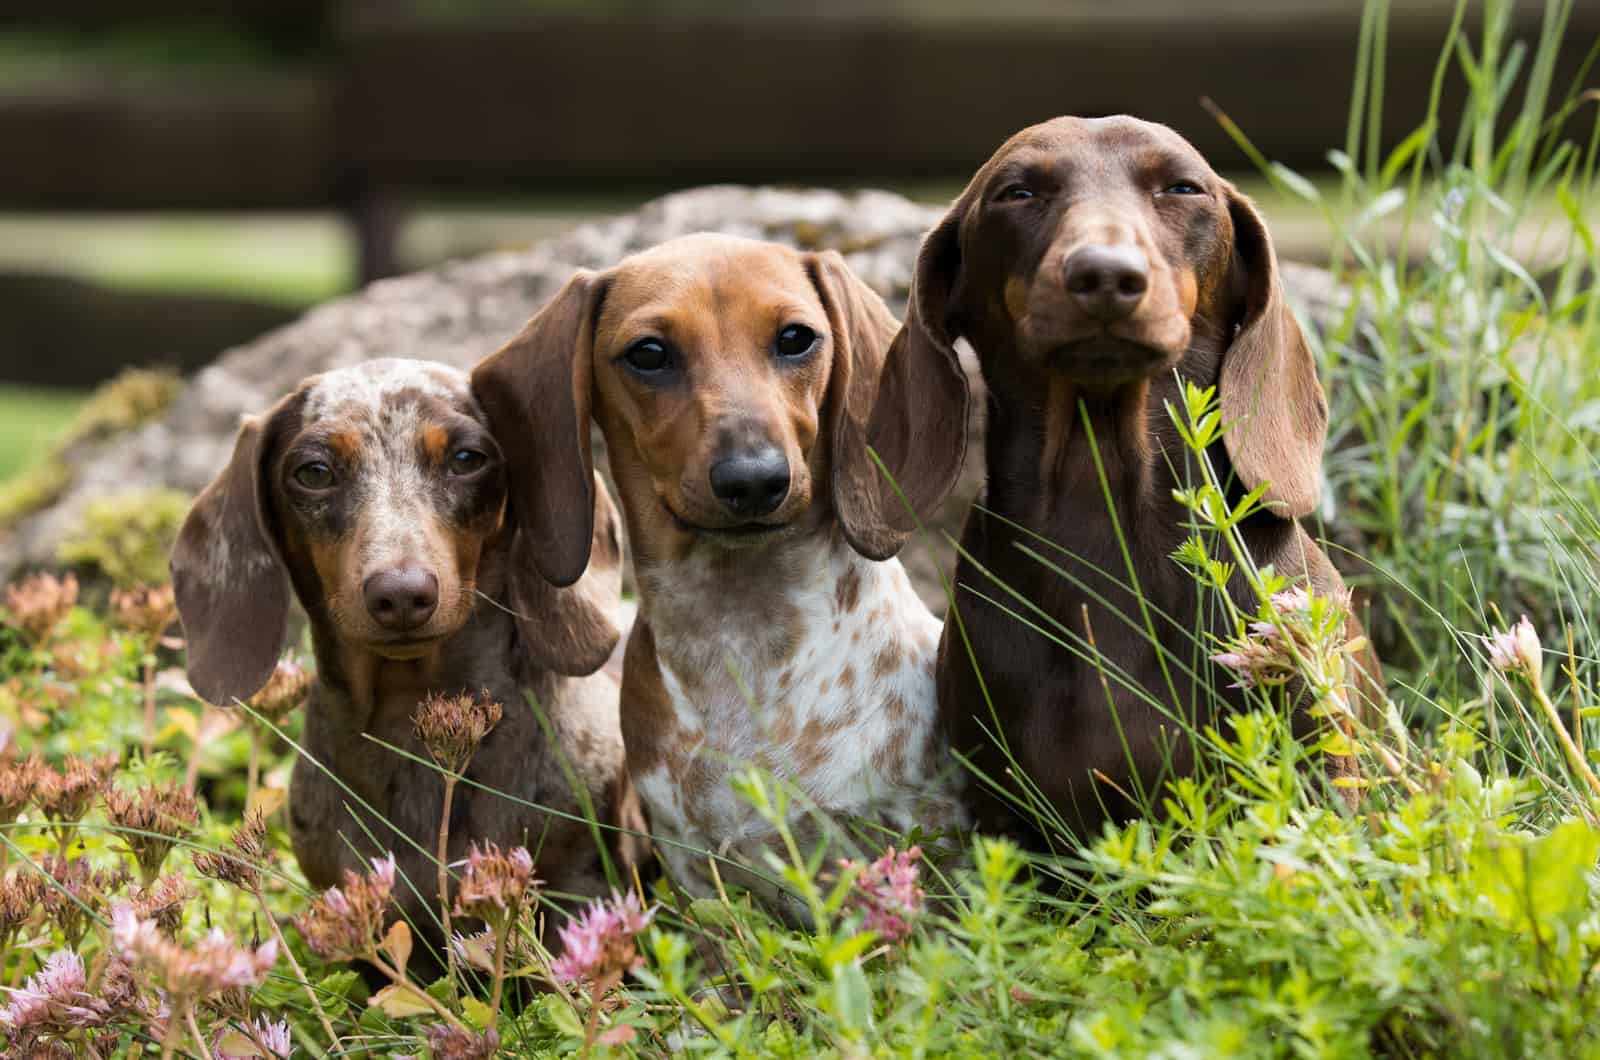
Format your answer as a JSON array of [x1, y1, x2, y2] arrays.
[[0, 384, 85, 481], [4, 1, 1600, 1057]]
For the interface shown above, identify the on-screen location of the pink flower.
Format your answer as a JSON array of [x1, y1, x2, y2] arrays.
[[453, 842, 538, 923], [293, 853, 397, 963], [1486, 615, 1543, 681], [549, 890, 656, 985], [840, 845, 924, 944], [1, 950, 86, 1033], [214, 1015, 293, 1058], [113, 904, 278, 998]]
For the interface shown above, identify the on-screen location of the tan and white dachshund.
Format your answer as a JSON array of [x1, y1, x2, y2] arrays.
[[472, 235, 969, 912]]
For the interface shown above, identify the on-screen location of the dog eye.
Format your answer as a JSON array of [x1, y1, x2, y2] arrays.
[[293, 461, 335, 491], [448, 449, 487, 476], [1162, 181, 1205, 196], [774, 324, 817, 359], [997, 184, 1035, 202], [623, 338, 672, 374]]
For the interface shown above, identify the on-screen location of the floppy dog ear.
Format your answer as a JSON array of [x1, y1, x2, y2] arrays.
[[817, 223, 970, 560], [472, 270, 605, 588], [1220, 187, 1328, 520], [505, 472, 622, 677], [170, 393, 302, 705]]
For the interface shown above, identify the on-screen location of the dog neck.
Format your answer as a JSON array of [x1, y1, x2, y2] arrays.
[[980, 329, 1227, 533]]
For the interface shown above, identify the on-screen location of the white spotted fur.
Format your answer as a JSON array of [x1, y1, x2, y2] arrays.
[[632, 532, 966, 902]]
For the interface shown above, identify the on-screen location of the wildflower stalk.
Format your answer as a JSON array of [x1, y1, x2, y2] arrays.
[[252, 886, 340, 1045], [367, 949, 472, 1032], [1526, 673, 1600, 803], [245, 727, 263, 810], [488, 906, 513, 1017], [186, 1005, 217, 1060], [438, 772, 460, 1001], [141, 655, 157, 757]]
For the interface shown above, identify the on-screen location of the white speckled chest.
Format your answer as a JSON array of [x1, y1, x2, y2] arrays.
[[628, 538, 964, 895]]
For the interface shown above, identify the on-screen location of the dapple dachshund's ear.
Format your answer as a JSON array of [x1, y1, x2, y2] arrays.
[[815, 234, 969, 560], [472, 270, 606, 588], [170, 391, 303, 705], [1221, 186, 1328, 520], [505, 472, 622, 677]]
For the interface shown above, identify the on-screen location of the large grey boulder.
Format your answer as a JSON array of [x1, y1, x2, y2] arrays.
[[0, 185, 1343, 606]]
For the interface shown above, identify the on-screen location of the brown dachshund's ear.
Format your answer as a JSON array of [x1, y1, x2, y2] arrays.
[[816, 228, 969, 560], [506, 472, 622, 677], [472, 270, 605, 588], [170, 393, 302, 705], [1221, 187, 1328, 520]]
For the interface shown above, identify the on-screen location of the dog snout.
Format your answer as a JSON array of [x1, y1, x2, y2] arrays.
[[708, 447, 791, 517], [1064, 244, 1150, 321], [363, 568, 440, 632]]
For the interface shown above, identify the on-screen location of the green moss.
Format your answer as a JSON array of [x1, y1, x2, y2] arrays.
[[0, 460, 71, 530], [56, 489, 192, 588], [60, 368, 182, 448]]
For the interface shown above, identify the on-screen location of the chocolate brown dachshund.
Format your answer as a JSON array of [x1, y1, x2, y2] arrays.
[[896, 116, 1373, 844]]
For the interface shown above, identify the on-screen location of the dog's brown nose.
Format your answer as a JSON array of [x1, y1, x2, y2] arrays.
[[364, 569, 439, 632], [709, 448, 790, 517], [1064, 244, 1150, 321]]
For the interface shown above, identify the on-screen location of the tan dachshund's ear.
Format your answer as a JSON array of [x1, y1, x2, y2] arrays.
[[815, 228, 969, 560], [170, 392, 302, 705], [472, 270, 605, 588], [1221, 187, 1328, 520], [506, 472, 622, 677]]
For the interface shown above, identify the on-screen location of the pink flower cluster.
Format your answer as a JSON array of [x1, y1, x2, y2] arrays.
[[113, 904, 279, 998], [840, 845, 925, 943], [550, 890, 656, 986], [1, 950, 87, 1034], [213, 1015, 294, 1059], [293, 853, 397, 963]]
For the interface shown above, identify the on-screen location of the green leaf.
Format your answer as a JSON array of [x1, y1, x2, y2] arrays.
[[1471, 819, 1600, 942], [461, 996, 496, 1031], [368, 983, 433, 1018], [830, 962, 873, 1034]]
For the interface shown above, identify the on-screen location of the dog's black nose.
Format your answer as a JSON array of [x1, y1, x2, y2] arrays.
[[1064, 244, 1150, 321], [363, 568, 439, 632], [709, 448, 790, 517]]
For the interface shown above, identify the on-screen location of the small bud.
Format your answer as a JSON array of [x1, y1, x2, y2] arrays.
[[1487, 615, 1543, 683]]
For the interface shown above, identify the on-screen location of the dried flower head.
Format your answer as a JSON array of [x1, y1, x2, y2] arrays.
[[1487, 615, 1544, 683], [213, 1014, 293, 1059], [128, 874, 193, 936], [453, 842, 538, 925], [414, 690, 503, 775], [104, 783, 199, 883], [550, 889, 656, 986], [293, 853, 397, 963], [38, 855, 128, 948], [248, 657, 315, 723], [109, 583, 178, 642], [426, 1023, 501, 1060], [0, 754, 40, 826], [113, 904, 277, 999], [0, 869, 45, 941], [840, 845, 924, 944], [194, 812, 273, 892], [3, 572, 78, 645], [35, 754, 116, 827]]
